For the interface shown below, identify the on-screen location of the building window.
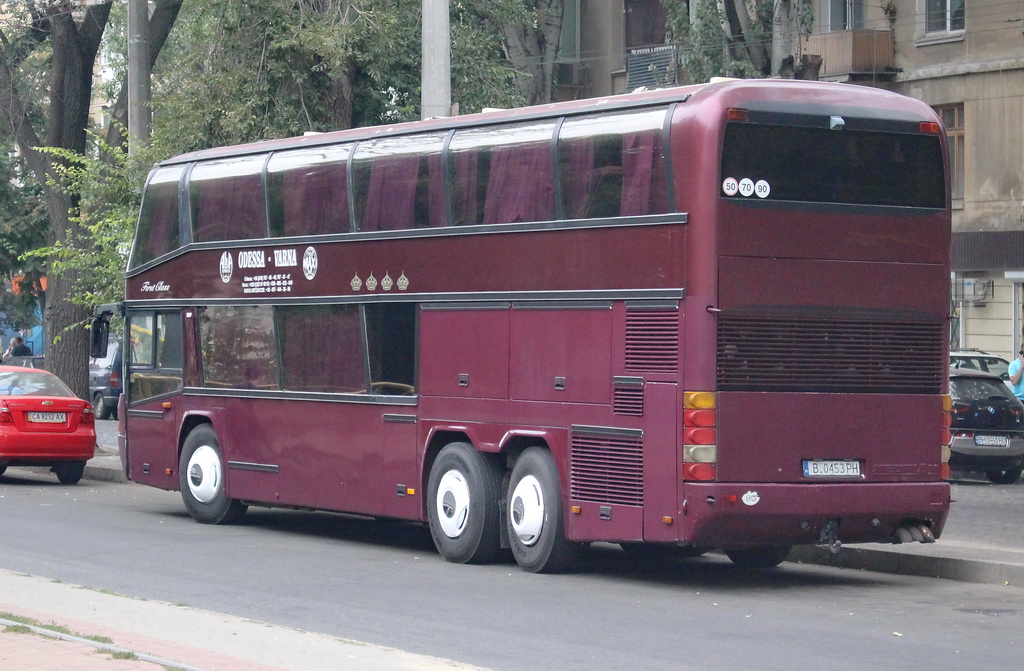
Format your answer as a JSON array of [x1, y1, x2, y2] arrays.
[[936, 104, 964, 200], [926, 0, 965, 33], [625, 0, 667, 48], [559, 0, 580, 61], [821, 0, 865, 31]]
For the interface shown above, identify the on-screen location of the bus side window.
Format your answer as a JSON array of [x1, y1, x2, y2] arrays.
[[354, 133, 447, 232], [198, 306, 280, 390], [267, 145, 352, 237], [279, 305, 367, 393], [366, 303, 416, 395], [190, 156, 267, 242], [128, 311, 184, 402], [449, 120, 557, 226], [557, 108, 670, 220]]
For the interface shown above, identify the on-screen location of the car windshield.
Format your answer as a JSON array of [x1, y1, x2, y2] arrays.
[[949, 375, 1017, 402], [0, 371, 74, 397]]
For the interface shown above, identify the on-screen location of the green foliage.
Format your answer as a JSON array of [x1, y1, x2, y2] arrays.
[[666, 0, 763, 83], [26, 129, 153, 311], [149, 0, 521, 156], [0, 153, 47, 332], [665, 0, 814, 82], [10, 0, 528, 326]]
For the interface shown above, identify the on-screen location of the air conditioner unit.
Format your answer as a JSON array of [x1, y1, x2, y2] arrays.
[[956, 278, 993, 303]]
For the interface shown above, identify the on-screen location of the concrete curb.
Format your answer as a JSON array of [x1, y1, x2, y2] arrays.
[[84, 454, 127, 484], [789, 545, 1024, 587]]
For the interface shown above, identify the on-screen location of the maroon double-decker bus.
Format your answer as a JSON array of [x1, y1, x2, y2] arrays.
[[96, 78, 952, 573]]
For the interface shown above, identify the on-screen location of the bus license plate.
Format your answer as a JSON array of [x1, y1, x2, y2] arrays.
[[28, 412, 66, 423], [975, 434, 1009, 447], [803, 460, 861, 477]]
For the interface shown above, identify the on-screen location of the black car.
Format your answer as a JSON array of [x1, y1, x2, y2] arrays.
[[948, 368, 1024, 484], [88, 340, 121, 420]]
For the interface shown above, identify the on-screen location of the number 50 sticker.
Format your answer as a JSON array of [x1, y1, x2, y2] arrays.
[[722, 177, 771, 198]]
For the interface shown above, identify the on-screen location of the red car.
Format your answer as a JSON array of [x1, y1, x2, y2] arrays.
[[0, 366, 96, 484]]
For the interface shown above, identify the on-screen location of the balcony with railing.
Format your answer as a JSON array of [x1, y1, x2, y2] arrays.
[[804, 29, 896, 81]]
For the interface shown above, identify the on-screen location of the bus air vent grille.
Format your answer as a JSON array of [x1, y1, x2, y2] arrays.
[[625, 310, 679, 373], [716, 314, 945, 394], [570, 433, 644, 506], [613, 386, 645, 416]]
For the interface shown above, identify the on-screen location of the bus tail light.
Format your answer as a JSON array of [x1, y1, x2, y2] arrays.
[[920, 121, 941, 134], [725, 107, 749, 122], [683, 391, 717, 481], [940, 394, 952, 480]]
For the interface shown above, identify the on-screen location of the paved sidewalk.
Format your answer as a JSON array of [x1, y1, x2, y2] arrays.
[[0, 569, 486, 671]]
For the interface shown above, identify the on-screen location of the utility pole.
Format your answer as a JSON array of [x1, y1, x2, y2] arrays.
[[421, 0, 451, 119], [127, 0, 151, 153]]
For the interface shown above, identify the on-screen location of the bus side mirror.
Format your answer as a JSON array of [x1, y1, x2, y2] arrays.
[[90, 315, 110, 359]]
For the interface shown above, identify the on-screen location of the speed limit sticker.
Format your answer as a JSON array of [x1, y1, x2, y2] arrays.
[[738, 178, 755, 197], [755, 180, 770, 198], [722, 177, 739, 196]]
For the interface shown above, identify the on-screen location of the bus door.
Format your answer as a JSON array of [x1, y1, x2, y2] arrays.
[[381, 411, 420, 519], [122, 310, 184, 489]]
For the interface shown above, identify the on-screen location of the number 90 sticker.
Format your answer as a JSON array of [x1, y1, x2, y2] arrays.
[[722, 177, 771, 199]]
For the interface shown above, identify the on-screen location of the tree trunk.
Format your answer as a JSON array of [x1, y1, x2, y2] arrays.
[[771, 0, 798, 77], [500, 0, 564, 105], [727, 0, 768, 74], [326, 58, 357, 131], [0, 4, 112, 398]]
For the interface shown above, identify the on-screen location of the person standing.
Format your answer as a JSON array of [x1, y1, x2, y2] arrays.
[[2, 337, 31, 359], [1008, 345, 1024, 402]]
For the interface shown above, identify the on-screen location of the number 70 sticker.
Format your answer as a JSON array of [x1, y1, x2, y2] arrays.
[[722, 177, 771, 198]]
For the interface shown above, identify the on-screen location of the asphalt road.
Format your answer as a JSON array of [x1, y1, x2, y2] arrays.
[[1, 466, 1022, 671]]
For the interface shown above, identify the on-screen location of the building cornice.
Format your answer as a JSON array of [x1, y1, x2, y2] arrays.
[[898, 57, 1024, 83]]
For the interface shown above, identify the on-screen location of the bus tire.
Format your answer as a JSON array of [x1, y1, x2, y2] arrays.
[[426, 442, 502, 564], [506, 447, 580, 573], [725, 545, 791, 569], [179, 425, 247, 525]]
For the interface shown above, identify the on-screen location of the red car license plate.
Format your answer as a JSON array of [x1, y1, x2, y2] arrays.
[[28, 412, 66, 423]]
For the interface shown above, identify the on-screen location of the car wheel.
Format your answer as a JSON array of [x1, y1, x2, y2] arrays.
[[426, 442, 503, 564], [93, 392, 113, 421], [53, 460, 86, 485], [985, 467, 1023, 485], [725, 545, 792, 569], [178, 425, 247, 524], [506, 447, 581, 573]]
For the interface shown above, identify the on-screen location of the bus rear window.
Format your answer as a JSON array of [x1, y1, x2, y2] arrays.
[[721, 123, 945, 208]]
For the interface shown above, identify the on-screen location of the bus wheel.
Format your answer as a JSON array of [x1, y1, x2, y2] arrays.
[[426, 442, 502, 564], [725, 545, 791, 569], [179, 425, 247, 525], [506, 447, 580, 573]]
